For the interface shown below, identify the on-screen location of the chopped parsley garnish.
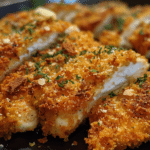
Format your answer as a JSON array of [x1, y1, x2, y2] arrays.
[[103, 103, 107, 107], [109, 91, 117, 98], [35, 62, 41, 71], [93, 48, 101, 56], [26, 68, 29, 75], [64, 54, 69, 62], [104, 45, 117, 54], [58, 81, 65, 87], [139, 29, 144, 35], [116, 18, 125, 32], [97, 122, 100, 126], [29, 36, 33, 40], [58, 80, 68, 88], [135, 74, 147, 88], [20, 97, 24, 99], [57, 33, 68, 42], [27, 77, 31, 83], [28, 28, 34, 35], [102, 98, 106, 101], [79, 50, 87, 56], [55, 65, 59, 69], [76, 75, 81, 80], [56, 75, 63, 80], [90, 69, 98, 73], [104, 24, 113, 30], [34, 62, 50, 82], [69, 79, 75, 84], [58, 79, 74, 87]]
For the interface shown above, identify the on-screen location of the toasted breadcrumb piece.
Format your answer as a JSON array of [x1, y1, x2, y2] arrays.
[[29, 142, 35, 147], [38, 137, 48, 144], [86, 72, 150, 150]]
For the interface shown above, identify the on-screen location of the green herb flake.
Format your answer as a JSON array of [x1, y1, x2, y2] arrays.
[[76, 75, 81, 80], [27, 77, 31, 83], [69, 79, 75, 84], [56, 75, 63, 80], [103, 103, 107, 107], [139, 29, 144, 35], [79, 50, 87, 56], [20, 97, 24, 99], [34, 62, 41, 71], [97, 122, 100, 126], [104, 24, 113, 30], [58, 80, 65, 88], [26, 68, 29, 75], [55, 65, 59, 69], [116, 18, 125, 32], [135, 74, 147, 88], [109, 91, 117, 98], [28, 28, 34, 35], [102, 98, 106, 101], [90, 69, 98, 73], [29, 36, 33, 40]]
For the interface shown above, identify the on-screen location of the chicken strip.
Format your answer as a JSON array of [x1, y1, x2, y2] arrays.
[[44, 2, 130, 39], [129, 22, 150, 58], [86, 72, 150, 150], [0, 29, 148, 141], [99, 5, 150, 57], [0, 7, 78, 81]]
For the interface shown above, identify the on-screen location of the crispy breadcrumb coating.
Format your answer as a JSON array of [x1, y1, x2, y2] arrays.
[[0, 9, 72, 81], [86, 72, 150, 150], [99, 5, 150, 55], [44, 2, 130, 35], [129, 22, 150, 57], [0, 30, 148, 141]]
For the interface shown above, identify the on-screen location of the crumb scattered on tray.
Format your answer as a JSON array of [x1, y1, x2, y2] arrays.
[[29, 142, 35, 147]]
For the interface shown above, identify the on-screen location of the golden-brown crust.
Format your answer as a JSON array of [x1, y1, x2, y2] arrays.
[[86, 72, 150, 150], [73, 9, 112, 31], [0, 30, 147, 140], [129, 22, 150, 56], [0, 10, 72, 80]]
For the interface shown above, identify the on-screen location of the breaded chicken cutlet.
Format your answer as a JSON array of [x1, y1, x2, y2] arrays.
[[0, 7, 79, 81], [44, 2, 150, 59], [99, 5, 150, 57], [128, 22, 150, 58], [0, 29, 148, 141], [86, 72, 150, 150], [44, 2, 130, 38]]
